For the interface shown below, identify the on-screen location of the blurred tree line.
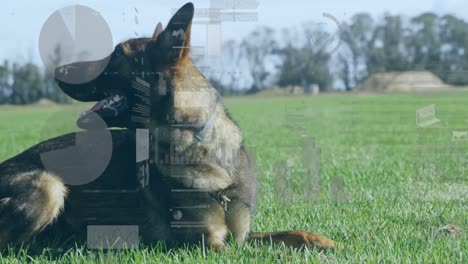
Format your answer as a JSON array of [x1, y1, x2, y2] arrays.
[[2, 12, 468, 103], [211, 12, 468, 94], [0, 60, 69, 104], [338, 12, 468, 90]]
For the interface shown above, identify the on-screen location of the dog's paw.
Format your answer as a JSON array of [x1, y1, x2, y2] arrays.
[[297, 231, 336, 250], [212, 245, 231, 252]]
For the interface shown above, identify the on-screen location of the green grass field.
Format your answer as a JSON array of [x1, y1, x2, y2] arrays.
[[0, 92, 466, 263]]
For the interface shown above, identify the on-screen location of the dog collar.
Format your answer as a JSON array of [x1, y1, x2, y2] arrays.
[[193, 109, 216, 144], [169, 106, 217, 150]]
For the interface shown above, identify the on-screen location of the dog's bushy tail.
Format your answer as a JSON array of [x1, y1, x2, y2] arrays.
[[248, 230, 335, 250]]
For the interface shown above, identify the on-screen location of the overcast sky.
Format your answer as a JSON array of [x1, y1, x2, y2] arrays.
[[1, 0, 468, 65]]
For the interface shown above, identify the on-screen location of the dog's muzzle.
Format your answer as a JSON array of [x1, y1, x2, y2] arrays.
[[77, 94, 130, 129]]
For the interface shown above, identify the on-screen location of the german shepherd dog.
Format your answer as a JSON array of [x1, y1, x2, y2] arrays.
[[0, 3, 335, 251]]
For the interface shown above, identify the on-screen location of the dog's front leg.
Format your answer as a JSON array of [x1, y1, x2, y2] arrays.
[[201, 202, 229, 250], [159, 164, 232, 250]]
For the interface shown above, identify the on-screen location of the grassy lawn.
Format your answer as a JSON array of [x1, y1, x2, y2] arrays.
[[0, 92, 466, 263]]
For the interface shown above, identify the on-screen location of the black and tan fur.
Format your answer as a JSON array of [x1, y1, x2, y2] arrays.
[[0, 3, 335, 251]]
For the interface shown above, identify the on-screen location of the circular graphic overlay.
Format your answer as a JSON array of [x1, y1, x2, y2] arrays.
[[39, 5, 113, 84], [173, 210, 183, 220], [321, 13, 342, 55], [308, 13, 342, 55], [39, 106, 113, 186]]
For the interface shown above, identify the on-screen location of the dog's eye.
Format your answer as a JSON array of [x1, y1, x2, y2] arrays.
[[115, 46, 123, 56]]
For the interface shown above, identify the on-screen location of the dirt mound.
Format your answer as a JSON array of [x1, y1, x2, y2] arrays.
[[34, 98, 57, 105], [254, 86, 305, 97], [355, 71, 452, 92]]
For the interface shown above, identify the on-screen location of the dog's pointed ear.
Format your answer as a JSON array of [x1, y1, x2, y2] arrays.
[[157, 2, 194, 65], [152, 22, 163, 39]]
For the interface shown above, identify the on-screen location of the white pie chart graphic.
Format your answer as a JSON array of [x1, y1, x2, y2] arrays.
[[39, 5, 113, 84]]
